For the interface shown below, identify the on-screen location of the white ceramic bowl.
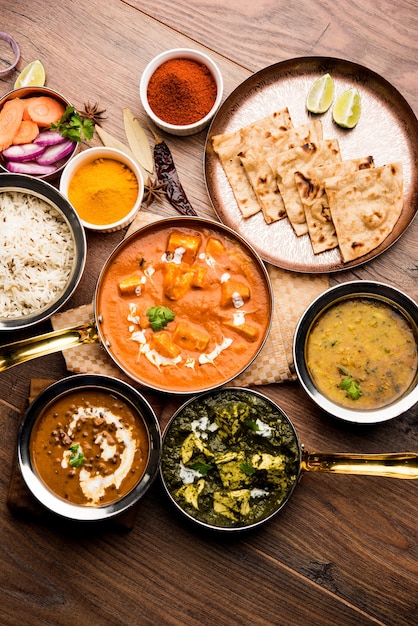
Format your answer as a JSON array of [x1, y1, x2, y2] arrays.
[[60, 146, 144, 232], [139, 48, 223, 136]]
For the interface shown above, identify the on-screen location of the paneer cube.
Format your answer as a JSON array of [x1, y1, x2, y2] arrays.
[[172, 321, 210, 352], [119, 274, 143, 296], [191, 266, 207, 288], [205, 237, 225, 258], [164, 263, 195, 300], [220, 279, 250, 308], [167, 231, 201, 265], [224, 322, 259, 342], [149, 331, 181, 359]]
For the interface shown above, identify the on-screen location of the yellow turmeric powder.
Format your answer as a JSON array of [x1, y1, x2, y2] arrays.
[[68, 158, 139, 226]]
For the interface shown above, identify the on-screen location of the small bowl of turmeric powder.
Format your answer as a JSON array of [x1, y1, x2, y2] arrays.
[[140, 48, 223, 136], [59, 146, 144, 232]]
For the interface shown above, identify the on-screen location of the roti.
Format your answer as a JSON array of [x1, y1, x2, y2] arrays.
[[239, 120, 323, 224], [324, 162, 403, 262], [268, 139, 341, 236], [294, 156, 375, 254], [211, 109, 293, 218]]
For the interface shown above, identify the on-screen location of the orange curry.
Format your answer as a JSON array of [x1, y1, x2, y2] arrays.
[[96, 222, 271, 392]]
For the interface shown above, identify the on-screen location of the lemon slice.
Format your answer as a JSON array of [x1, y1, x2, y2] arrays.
[[14, 59, 46, 88], [332, 88, 361, 128], [306, 73, 335, 114]]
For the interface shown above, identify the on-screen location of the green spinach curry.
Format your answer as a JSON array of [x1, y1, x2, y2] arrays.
[[161, 389, 300, 529]]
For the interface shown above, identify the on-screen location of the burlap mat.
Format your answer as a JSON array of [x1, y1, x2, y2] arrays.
[[51, 211, 329, 385]]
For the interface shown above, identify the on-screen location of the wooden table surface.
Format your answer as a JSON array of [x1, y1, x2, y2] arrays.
[[1, 1, 417, 625]]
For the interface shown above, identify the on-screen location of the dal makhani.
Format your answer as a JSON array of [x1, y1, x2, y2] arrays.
[[30, 388, 150, 506], [306, 297, 417, 410]]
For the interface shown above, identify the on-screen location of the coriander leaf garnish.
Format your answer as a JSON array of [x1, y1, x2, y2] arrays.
[[69, 443, 85, 468], [146, 305, 175, 331], [340, 376, 362, 400], [191, 461, 213, 476], [240, 462, 256, 476], [50, 106, 95, 142]]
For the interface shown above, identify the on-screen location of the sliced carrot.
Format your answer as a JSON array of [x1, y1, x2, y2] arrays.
[[22, 97, 40, 121], [0, 98, 25, 151], [12, 120, 40, 145], [25, 96, 66, 127]]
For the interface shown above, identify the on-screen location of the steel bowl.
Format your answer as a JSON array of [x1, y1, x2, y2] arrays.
[[18, 374, 162, 522], [0, 86, 78, 181], [293, 281, 418, 424], [160, 387, 301, 532], [0, 173, 86, 330], [160, 386, 418, 533]]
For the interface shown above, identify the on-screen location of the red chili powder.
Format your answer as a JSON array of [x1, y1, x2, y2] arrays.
[[147, 58, 217, 126]]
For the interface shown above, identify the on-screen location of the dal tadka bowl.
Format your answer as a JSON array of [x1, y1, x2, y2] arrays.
[[18, 374, 162, 522], [0, 172, 86, 330], [294, 281, 418, 424]]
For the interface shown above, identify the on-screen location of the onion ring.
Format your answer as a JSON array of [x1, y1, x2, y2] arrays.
[[0, 31, 20, 74]]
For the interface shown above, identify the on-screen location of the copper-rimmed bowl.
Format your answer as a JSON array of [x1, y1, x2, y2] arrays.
[[293, 281, 418, 424], [0, 86, 78, 181], [18, 374, 162, 522]]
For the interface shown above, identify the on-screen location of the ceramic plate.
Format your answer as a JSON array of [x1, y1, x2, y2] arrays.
[[205, 57, 418, 273]]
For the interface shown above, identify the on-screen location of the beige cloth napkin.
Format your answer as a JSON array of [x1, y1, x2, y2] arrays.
[[51, 211, 329, 385]]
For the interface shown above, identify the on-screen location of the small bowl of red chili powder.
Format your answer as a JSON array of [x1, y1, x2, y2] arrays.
[[139, 48, 223, 136]]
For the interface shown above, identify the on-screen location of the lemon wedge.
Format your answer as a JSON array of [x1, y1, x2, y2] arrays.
[[306, 73, 335, 114], [14, 59, 46, 88], [332, 88, 361, 128]]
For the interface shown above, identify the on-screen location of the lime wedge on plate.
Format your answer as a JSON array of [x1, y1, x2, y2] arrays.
[[332, 88, 361, 128], [306, 73, 335, 114], [14, 59, 46, 88]]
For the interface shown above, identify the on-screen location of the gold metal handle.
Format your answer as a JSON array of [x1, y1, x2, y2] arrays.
[[301, 450, 418, 479], [0, 324, 100, 371]]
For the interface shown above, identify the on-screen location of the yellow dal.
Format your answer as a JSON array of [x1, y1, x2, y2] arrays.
[[306, 297, 417, 410]]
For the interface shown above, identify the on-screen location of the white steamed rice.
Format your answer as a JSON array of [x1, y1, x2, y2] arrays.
[[0, 191, 75, 319]]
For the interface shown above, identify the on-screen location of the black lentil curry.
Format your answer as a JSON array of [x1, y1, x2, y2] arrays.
[[161, 389, 300, 529]]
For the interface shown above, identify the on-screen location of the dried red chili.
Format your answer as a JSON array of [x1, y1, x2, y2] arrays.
[[147, 58, 217, 126], [150, 127, 197, 216]]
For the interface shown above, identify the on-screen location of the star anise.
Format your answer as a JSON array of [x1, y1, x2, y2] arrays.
[[80, 101, 107, 125], [143, 177, 167, 207]]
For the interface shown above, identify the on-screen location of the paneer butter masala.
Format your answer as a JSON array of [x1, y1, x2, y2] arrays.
[[31, 389, 149, 506], [96, 222, 271, 392]]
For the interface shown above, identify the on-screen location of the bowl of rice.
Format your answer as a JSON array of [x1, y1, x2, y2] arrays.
[[0, 172, 86, 330]]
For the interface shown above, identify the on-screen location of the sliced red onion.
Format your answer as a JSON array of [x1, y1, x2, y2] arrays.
[[5, 160, 57, 175], [2, 142, 46, 162], [36, 139, 75, 165], [34, 130, 68, 146]]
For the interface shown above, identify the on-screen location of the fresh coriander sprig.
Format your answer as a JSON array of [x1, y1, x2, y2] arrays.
[[69, 443, 86, 468], [50, 106, 95, 142], [146, 306, 175, 331]]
